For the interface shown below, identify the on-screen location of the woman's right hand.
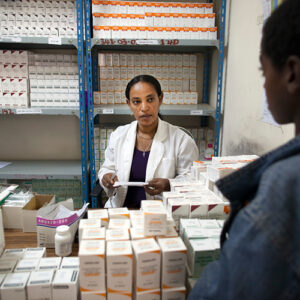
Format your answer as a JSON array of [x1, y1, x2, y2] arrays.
[[102, 173, 118, 189]]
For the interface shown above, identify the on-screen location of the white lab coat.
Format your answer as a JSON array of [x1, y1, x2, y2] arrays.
[[98, 118, 199, 207]]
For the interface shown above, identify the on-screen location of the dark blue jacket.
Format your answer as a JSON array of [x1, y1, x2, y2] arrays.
[[188, 135, 300, 300]]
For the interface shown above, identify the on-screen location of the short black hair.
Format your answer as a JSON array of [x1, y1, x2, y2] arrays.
[[125, 75, 163, 100], [261, 0, 300, 69]]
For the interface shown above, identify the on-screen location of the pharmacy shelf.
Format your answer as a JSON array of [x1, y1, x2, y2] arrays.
[[91, 38, 219, 52], [93, 104, 215, 118], [0, 107, 80, 117], [0, 36, 77, 49], [0, 160, 82, 180]]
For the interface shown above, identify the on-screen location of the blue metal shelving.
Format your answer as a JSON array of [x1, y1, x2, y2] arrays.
[[85, 0, 227, 207], [77, 0, 89, 204], [214, 0, 227, 156]]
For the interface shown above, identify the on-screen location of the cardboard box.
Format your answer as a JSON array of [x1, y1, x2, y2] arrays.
[[23, 247, 46, 259], [27, 270, 54, 300], [38, 257, 62, 271], [79, 219, 101, 242], [106, 228, 130, 242], [132, 238, 161, 292], [79, 240, 106, 292], [52, 269, 79, 299], [14, 258, 40, 273], [81, 227, 106, 242], [1, 248, 24, 260], [22, 194, 55, 232], [158, 238, 187, 289], [135, 289, 161, 300], [1, 272, 30, 300], [106, 241, 132, 294], [60, 257, 80, 270], [161, 287, 186, 300], [81, 291, 106, 300], [0, 258, 18, 273]]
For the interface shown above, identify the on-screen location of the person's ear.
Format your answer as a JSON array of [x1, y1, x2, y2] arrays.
[[159, 92, 163, 105], [285, 56, 300, 95]]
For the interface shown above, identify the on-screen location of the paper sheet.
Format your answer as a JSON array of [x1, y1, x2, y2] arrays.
[[0, 162, 11, 169], [113, 181, 148, 187]]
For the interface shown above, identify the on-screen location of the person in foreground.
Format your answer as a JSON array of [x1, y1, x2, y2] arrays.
[[188, 1, 300, 299], [99, 75, 198, 208]]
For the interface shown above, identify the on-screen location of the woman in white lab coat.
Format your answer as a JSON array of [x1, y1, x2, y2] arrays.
[[99, 75, 199, 208]]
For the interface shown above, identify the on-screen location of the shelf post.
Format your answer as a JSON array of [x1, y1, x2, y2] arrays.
[[85, 0, 98, 208], [214, 0, 227, 156]]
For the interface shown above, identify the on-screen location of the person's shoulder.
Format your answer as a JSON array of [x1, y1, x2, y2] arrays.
[[264, 152, 300, 180]]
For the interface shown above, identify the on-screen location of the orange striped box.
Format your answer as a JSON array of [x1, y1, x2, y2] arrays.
[[79, 240, 106, 293]]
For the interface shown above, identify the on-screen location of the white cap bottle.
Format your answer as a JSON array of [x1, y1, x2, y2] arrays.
[[55, 225, 72, 257]]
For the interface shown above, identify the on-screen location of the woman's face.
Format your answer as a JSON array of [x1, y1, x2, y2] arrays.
[[127, 81, 163, 129]]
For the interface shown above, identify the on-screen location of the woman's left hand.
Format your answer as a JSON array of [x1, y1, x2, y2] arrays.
[[144, 178, 170, 195]]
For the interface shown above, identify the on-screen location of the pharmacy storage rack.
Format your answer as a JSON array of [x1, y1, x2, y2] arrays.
[[85, 0, 227, 208], [0, 0, 89, 206]]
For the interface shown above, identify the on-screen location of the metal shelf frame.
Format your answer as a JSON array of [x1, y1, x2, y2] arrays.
[[85, 0, 227, 207], [0, 161, 82, 180], [0, 0, 89, 205]]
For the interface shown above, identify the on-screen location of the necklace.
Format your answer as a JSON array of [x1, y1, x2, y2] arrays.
[[137, 132, 153, 157]]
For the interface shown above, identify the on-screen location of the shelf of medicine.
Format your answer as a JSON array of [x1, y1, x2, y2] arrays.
[[91, 38, 219, 52], [93, 104, 216, 118], [0, 160, 82, 180], [0, 37, 78, 49], [0, 107, 80, 118]]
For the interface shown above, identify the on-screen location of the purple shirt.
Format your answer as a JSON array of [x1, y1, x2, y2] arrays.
[[123, 148, 150, 208]]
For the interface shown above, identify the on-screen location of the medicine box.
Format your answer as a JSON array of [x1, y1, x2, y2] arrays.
[[60, 257, 80, 270], [158, 237, 187, 289], [79, 240, 106, 292], [27, 270, 54, 300], [132, 238, 161, 292], [38, 257, 61, 271], [1, 272, 30, 300], [14, 258, 40, 273], [52, 269, 79, 300], [106, 240, 132, 294]]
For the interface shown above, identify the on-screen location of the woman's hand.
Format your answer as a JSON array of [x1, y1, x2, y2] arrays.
[[102, 173, 118, 189], [144, 178, 170, 195]]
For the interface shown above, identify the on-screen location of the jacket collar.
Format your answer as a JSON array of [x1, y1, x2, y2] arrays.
[[216, 135, 300, 206]]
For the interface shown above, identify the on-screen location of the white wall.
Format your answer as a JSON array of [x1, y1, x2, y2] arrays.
[[221, 0, 294, 156]]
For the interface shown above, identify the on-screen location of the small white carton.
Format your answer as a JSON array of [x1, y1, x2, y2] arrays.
[[15, 258, 40, 273], [1, 272, 30, 300], [167, 199, 190, 230], [60, 257, 80, 270], [81, 227, 106, 242], [79, 240, 106, 292], [143, 206, 167, 236], [108, 218, 131, 229], [1, 248, 24, 260], [135, 289, 161, 300], [23, 247, 46, 259], [0, 258, 18, 273], [81, 291, 106, 300], [87, 209, 109, 227], [108, 207, 129, 219], [186, 239, 216, 277], [106, 241, 132, 294], [161, 286, 186, 300], [52, 269, 79, 299], [131, 238, 161, 292], [27, 270, 54, 300], [179, 219, 199, 237], [106, 228, 130, 242], [79, 219, 101, 242], [38, 257, 62, 271], [158, 238, 187, 289]]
